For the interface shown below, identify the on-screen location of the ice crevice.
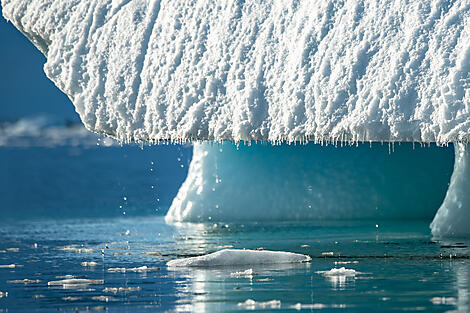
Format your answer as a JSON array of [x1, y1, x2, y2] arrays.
[[1, 0, 470, 236]]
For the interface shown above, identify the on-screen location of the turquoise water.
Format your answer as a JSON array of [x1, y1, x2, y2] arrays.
[[1, 217, 469, 312]]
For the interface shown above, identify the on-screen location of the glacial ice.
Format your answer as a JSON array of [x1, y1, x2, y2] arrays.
[[2, 0, 470, 236], [432, 144, 470, 237], [166, 249, 311, 267], [166, 142, 453, 222], [1, 0, 469, 144]]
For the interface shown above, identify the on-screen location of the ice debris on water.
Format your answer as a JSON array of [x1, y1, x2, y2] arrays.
[[167, 249, 311, 267], [230, 269, 256, 278], [107, 266, 159, 273], [0, 264, 22, 269], [0, 291, 7, 298], [237, 299, 281, 309], [60, 246, 93, 253], [317, 267, 359, 277], [92, 296, 117, 302], [103, 287, 141, 293], [430, 297, 457, 305], [81, 261, 100, 267], [7, 279, 41, 284], [48, 279, 104, 286]]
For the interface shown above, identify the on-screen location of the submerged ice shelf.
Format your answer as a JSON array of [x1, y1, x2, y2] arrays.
[[1, 0, 470, 236]]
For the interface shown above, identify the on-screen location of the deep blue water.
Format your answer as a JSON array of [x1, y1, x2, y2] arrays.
[[0, 145, 191, 220]]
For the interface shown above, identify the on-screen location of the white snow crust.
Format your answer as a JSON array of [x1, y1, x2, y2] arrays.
[[167, 249, 311, 267], [2, 0, 469, 144]]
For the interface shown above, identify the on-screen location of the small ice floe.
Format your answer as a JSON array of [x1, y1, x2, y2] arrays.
[[290, 303, 347, 310], [60, 245, 93, 253], [92, 296, 118, 302], [103, 287, 141, 293], [334, 261, 359, 265], [237, 299, 281, 309], [0, 264, 22, 269], [430, 297, 457, 305], [81, 261, 100, 267], [321, 252, 334, 256], [48, 279, 104, 286], [107, 266, 159, 273], [300, 244, 310, 248], [55, 275, 75, 279], [62, 296, 81, 301], [6, 248, 19, 252], [122, 230, 131, 236], [167, 249, 311, 267], [0, 291, 8, 298], [230, 269, 256, 278], [316, 267, 358, 277], [142, 252, 161, 256], [33, 295, 45, 299], [7, 279, 41, 284]]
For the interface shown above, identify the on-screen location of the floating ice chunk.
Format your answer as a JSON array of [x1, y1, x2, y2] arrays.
[[103, 287, 141, 293], [48, 279, 104, 286], [107, 266, 159, 273], [0, 264, 22, 269], [7, 279, 41, 284], [81, 262, 100, 267], [238, 299, 281, 309], [316, 267, 358, 276], [63, 296, 81, 301], [430, 297, 457, 305], [60, 246, 94, 253], [6, 248, 19, 252], [55, 275, 75, 279], [230, 269, 256, 278], [167, 249, 311, 267], [291, 303, 347, 310], [92, 296, 117, 302]]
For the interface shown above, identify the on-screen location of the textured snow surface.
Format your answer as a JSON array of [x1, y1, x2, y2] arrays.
[[2, 0, 469, 144], [167, 249, 311, 267]]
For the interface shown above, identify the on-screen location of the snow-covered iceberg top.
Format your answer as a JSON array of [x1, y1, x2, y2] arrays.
[[167, 249, 311, 267], [2, 0, 469, 144]]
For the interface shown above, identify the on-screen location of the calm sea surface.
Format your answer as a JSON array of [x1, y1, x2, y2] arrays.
[[0, 217, 469, 312]]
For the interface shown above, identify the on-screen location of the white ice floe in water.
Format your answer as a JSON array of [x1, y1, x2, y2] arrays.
[[230, 269, 256, 277], [81, 261, 100, 267], [47, 279, 104, 286], [167, 249, 311, 267], [107, 266, 160, 273], [238, 299, 281, 309], [1, 0, 469, 144], [317, 267, 358, 276], [0, 264, 21, 269], [103, 287, 141, 293]]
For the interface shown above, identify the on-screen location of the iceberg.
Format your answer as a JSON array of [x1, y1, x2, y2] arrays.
[[1, 0, 469, 236], [2, 0, 468, 144]]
